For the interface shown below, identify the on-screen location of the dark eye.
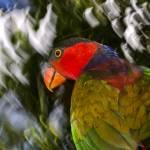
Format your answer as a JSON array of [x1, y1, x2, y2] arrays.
[[55, 49, 62, 58]]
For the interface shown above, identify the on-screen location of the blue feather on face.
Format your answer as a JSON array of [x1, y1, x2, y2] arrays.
[[102, 45, 118, 58], [84, 44, 118, 70], [84, 44, 129, 76]]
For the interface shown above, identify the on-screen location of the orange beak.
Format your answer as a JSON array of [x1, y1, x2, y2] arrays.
[[43, 67, 66, 91]]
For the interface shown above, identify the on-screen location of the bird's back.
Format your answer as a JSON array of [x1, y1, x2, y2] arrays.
[[70, 67, 150, 150]]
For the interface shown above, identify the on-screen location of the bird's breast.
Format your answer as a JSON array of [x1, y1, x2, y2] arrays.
[[70, 74, 150, 142]]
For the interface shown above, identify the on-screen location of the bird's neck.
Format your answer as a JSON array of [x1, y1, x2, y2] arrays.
[[104, 65, 142, 90], [85, 58, 142, 90]]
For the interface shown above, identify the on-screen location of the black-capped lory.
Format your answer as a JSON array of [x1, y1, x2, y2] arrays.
[[43, 38, 150, 150]]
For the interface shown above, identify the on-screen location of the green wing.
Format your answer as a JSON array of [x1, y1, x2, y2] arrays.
[[70, 69, 150, 150]]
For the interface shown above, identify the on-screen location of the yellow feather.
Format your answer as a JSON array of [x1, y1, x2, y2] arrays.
[[71, 73, 150, 148]]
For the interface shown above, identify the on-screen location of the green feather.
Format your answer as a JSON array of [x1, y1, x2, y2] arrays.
[[70, 67, 150, 149], [72, 122, 118, 150]]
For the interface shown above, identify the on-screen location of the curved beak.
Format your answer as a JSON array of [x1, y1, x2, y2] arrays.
[[43, 67, 66, 91]]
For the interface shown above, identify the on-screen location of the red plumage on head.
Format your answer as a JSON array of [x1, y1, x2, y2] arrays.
[[50, 40, 142, 90], [52, 42, 98, 79]]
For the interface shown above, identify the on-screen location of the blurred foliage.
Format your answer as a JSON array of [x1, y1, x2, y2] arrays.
[[0, 0, 149, 149], [51, 0, 150, 66]]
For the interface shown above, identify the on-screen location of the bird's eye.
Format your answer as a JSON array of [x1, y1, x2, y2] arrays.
[[55, 49, 62, 58]]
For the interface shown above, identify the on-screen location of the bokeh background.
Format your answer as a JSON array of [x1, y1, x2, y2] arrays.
[[0, 0, 149, 149]]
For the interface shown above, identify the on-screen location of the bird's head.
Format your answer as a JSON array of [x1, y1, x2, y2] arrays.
[[43, 38, 101, 91], [43, 38, 139, 91]]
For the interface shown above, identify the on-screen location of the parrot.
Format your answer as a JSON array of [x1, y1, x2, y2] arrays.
[[43, 38, 150, 150]]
